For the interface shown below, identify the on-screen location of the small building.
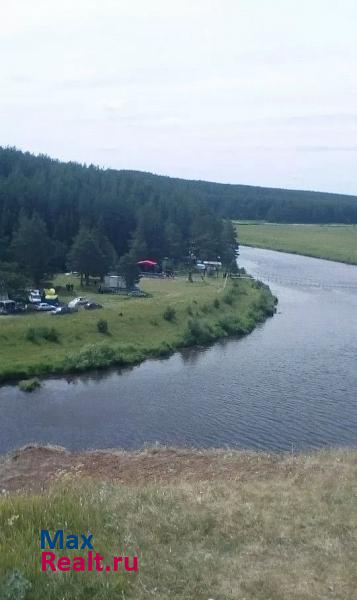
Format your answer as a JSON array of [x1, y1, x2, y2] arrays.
[[203, 261, 222, 277], [103, 275, 127, 290]]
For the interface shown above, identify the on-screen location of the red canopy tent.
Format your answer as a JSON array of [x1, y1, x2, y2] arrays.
[[137, 259, 157, 267], [137, 259, 159, 276], [137, 260, 157, 267]]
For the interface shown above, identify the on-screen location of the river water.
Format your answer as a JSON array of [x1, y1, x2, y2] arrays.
[[1, 246, 357, 454]]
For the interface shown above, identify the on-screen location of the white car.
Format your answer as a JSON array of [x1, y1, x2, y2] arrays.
[[68, 297, 88, 309], [34, 302, 53, 312]]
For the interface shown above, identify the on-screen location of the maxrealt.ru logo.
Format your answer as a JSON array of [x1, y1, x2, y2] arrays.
[[40, 530, 138, 573]]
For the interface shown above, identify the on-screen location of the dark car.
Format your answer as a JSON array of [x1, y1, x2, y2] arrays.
[[0, 300, 16, 315], [84, 302, 103, 310], [14, 303, 27, 313]]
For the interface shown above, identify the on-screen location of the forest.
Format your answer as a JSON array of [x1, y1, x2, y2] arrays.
[[0, 147, 237, 288], [1, 146, 357, 288]]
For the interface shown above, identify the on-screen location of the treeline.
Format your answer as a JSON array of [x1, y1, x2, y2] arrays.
[[2, 145, 357, 286], [123, 172, 357, 224], [0, 147, 237, 287]]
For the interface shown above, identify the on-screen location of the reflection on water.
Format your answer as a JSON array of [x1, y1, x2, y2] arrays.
[[1, 246, 357, 453]]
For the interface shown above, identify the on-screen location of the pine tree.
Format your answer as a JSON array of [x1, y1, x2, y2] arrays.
[[117, 253, 140, 289], [67, 227, 116, 285], [11, 213, 53, 285]]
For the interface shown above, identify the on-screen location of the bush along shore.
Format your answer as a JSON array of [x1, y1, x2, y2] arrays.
[[0, 276, 277, 385]]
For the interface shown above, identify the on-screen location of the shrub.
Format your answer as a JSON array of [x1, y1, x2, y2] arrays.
[[151, 341, 174, 357], [0, 570, 32, 599], [63, 343, 116, 371], [25, 327, 59, 343], [217, 317, 236, 335], [163, 306, 176, 322], [222, 291, 234, 305], [42, 327, 59, 343], [25, 327, 37, 343], [18, 378, 41, 392], [97, 319, 109, 334], [200, 303, 210, 314], [253, 279, 269, 290], [183, 318, 216, 345]]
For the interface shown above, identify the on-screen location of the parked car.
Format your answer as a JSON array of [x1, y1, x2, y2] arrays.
[[68, 297, 88, 309], [0, 300, 16, 314], [34, 302, 54, 312], [84, 301, 103, 310], [51, 305, 72, 315], [29, 290, 42, 304], [14, 303, 27, 313]]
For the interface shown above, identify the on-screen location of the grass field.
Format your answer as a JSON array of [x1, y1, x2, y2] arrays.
[[1, 446, 357, 599], [235, 221, 357, 264], [0, 274, 276, 384]]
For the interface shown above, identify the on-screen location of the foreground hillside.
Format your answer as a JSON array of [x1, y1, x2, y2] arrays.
[[236, 221, 357, 264], [1, 446, 357, 599]]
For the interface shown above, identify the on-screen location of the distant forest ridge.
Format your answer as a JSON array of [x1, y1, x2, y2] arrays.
[[1, 146, 357, 230], [122, 171, 357, 223]]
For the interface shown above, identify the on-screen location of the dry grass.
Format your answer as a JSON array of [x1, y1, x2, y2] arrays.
[[1, 447, 357, 599]]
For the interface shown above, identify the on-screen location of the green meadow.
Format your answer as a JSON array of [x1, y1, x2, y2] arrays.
[[235, 221, 357, 264], [0, 275, 276, 384]]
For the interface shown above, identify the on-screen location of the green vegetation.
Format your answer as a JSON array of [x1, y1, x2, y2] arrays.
[[2, 149, 357, 250], [96, 319, 109, 335], [25, 326, 60, 344], [162, 305, 176, 322], [0, 147, 238, 287], [0, 275, 276, 384], [235, 221, 357, 264], [1, 448, 357, 599], [67, 226, 116, 286], [18, 378, 41, 393]]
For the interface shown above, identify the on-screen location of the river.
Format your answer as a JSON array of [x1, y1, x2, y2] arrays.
[[1, 246, 357, 454]]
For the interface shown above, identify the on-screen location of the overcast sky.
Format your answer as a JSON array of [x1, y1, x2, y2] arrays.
[[1, 0, 357, 194]]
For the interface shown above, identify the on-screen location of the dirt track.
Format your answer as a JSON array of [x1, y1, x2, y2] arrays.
[[0, 444, 299, 492]]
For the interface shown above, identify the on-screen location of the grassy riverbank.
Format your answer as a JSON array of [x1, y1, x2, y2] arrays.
[[235, 221, 357, 264], [0, 275, 276, 384], [1, 446, 357, 599]]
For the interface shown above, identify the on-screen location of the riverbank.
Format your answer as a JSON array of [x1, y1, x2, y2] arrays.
[[235, 221, 357, 264], [1, 445, 356, 599], [0, 276, 276, 385]]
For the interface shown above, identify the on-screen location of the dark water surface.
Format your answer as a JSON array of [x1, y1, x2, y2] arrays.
[[1, 246, 357, 453]]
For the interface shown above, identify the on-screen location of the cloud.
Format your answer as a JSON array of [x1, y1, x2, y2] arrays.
[[297, 145, 357, 152]]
